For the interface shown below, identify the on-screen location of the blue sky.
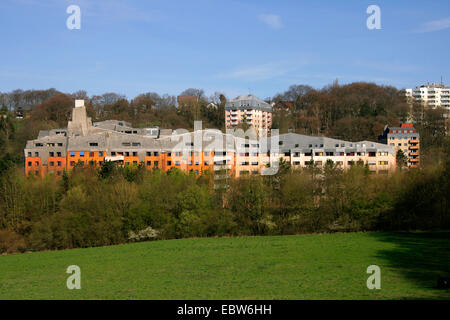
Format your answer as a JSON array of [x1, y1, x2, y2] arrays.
[[0, 0, 449, 99]]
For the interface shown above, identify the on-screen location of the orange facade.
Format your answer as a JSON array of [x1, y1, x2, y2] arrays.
[[25, 151, 221, 177]]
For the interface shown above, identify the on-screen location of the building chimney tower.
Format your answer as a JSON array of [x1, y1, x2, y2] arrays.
[[67, 100, 92, 136]]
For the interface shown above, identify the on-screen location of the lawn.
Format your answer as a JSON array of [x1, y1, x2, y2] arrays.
[[1, 232, 449, 299]]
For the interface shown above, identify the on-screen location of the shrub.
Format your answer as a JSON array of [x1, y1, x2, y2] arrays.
[[0, 229, 27, 254]]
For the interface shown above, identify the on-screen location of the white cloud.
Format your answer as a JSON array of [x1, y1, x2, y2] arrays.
[[416, 17, 450, 33], [258, 14, 283, 29]]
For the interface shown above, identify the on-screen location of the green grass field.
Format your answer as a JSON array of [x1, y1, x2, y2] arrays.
[[1, 232, 449, 299]]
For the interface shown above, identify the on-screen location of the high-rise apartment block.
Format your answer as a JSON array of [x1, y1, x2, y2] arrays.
[[405, 83, 450, 110], [225, 94, 272, 137]]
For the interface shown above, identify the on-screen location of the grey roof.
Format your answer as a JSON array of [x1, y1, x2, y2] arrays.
[[225, 94, 272, 112], [258, 133, 394, 155]]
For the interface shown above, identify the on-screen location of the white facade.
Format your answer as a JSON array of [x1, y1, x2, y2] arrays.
[[405, 84, 450, 109]]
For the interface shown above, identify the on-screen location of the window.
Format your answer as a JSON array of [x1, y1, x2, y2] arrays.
[[79, 152, 85, 157], [204, 152, 209, 156], [49, 152, 54, 157], [379, 161, 388, 165], [111, 152, 116, 156], [99, 152, 103, 157], [153, 152, 159, 156], [175, 161, 180, 166], [28, 152, 31, 157], [133, 152, 138, 156], [35, 152, 39, 157], [153, 161, 159, 167], [58, 143, 63, 147], [70, 152, 75, 157], [28, 161, 32, 166], [35, 143, 43, 147], [146, 161, 151, 166], [57, 152, 62, 157], [90, 152, 94, 157], [167, 152, 172, 157], [89, 142, 98, 146], [204, 161, 209, 165], [167, 161, 172, 166], [57, 161, 62, 166], [132, 142, 141, 147]]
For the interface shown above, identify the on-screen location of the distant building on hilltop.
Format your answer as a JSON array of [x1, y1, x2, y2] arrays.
[[379, 123, 420, 168], [404, 83, 450, 110], [225, 94, 273, 137]]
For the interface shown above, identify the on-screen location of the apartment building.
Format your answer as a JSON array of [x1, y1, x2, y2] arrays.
[[225, 94, 272, 137], [405, 83, 450, 110], [378, 123, 420, 168], [25, 100, 396, 178]]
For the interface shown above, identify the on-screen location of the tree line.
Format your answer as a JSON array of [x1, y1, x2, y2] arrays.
[[0, 153, 448, 254]]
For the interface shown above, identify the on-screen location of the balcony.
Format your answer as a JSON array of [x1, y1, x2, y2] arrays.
[[409, 152, 419, 156], [214, 164, 232, 171], [409, 158, 419, 162], [409, 139, 419, 144], [409, 145, 419, 150]]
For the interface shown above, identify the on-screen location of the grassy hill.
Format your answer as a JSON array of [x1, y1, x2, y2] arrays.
[[1, 232, 449, 299]]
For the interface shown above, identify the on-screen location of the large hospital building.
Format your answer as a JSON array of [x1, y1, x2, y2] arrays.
[[25, 100, 397, 178]]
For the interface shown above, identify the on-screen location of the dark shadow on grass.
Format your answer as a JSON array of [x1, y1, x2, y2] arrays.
[[369, 231, 450, 299]]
